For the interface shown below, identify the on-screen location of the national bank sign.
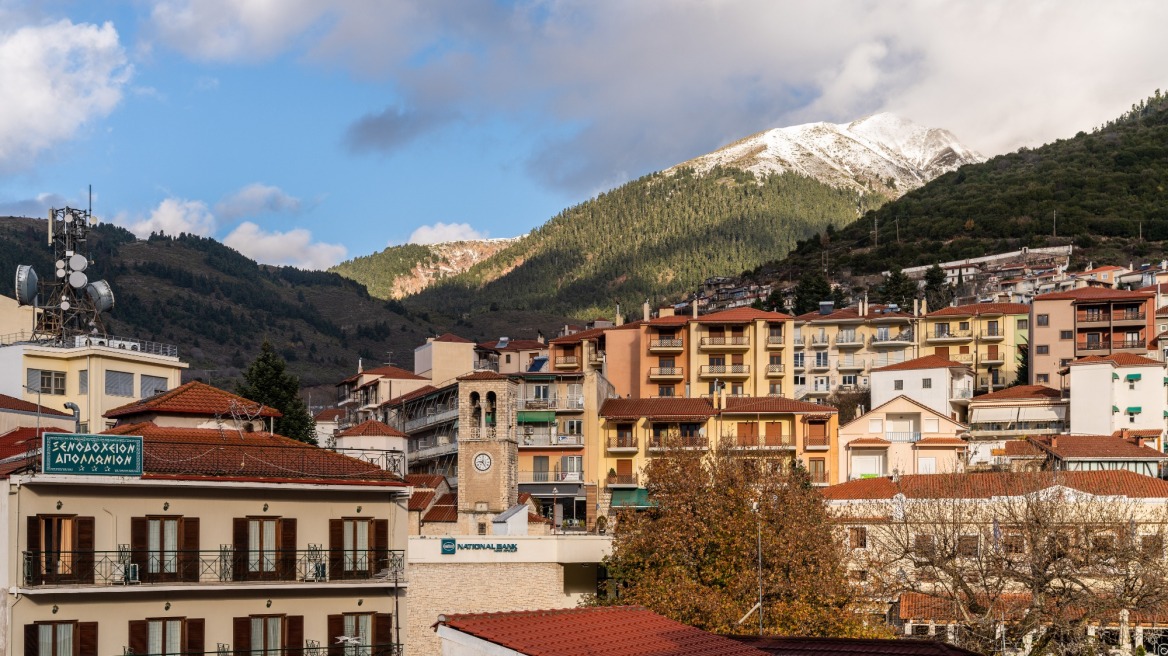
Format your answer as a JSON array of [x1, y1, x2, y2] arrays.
[[440, 538, 518, 555], [42, 433, 144, 476]]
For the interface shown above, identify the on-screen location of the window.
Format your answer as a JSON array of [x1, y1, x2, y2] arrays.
[[563, 419, 583, 435], [957, 535, 980, 557], [1037, 314, 1049, 327], [1142, 535, 1164, 559], [768, 382, 782, 395], [233, 517, 295, 581], [1017, 319, 1029, 330], [914, 534, 935, 557], [477, 522, 487, 535], [532, 384, 550, 401], [794, 375, 805, 386], [815, 351, 829, 367], [26, 369, 66, 395], [1059, 330, 1073, 340], [141, 375, 168, 398], [1003, 533, 1025, 555], [849, 526, 868, 549], [79, 370, 88, 394], [147, 517, 179, 575], [1059, 359, 1071, 367], [340, 519, 371, 573], [328, 614, 393, 656], [921, 378, 932, 389], [959, 321, 970, 331], [560, 455, 583, 481], [730, 383, 744, 395], [842, 374, 857, 386], [1037, 374, 1050, 383], [1035, 345, 1049, 355], [105, 370, 134, 397], [657, 385, 674, 397], [505, 354, 511, 364], [251, 616, 284, 656], [893, 380, 903, 390], [249, 519, 279, 574], [532, 456, 549, 482], [769, 354, 782, 366], [28, 622, 98, 656], [129, 618, 204, 656], [28, 515, 96, 585], [150, 619, 183, 656], [868, 418, 884, 433], [793, 353, 805, 368], [342, 614, 372, 656]]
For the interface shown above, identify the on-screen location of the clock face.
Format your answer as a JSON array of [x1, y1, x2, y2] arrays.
[[474, 452, 492, 472]]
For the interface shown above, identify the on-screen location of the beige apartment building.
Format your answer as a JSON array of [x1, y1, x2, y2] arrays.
[[792, 301, 917, 401], [920, 303, 1029, 392]]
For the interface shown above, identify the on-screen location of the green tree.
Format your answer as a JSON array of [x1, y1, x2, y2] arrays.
[[1012, 343, 1030, 386], [922, 264, 954, 311], [592, 440, 884, 638], [237, 341, 317, 444], [793, 270, 833, 315], [879, 267, 918, 309]]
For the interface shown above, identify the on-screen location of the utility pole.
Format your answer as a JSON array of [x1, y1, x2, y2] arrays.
[[1053, 209, 1057, 238], [873, 215, 879, 248]]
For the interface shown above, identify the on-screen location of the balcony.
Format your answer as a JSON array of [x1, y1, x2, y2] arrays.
[[803, 434, 831, 451], [410, 438, 457, 462], [337, 390, 359, 407], [699, 364, 750, 379], [834, 332, 864, 349], [978, 329, 1006, 342], [766, 335, 786, 349], [926, 329, 972, 344], [519, 470, 583, 484], [725, 432, 795, 449], [606, 473, 639, 488], [606, 435, 639, 453], [979, 352, 1006, 366], [810, 335, 831, 349], [870, 332, 914, 348], [837, 359, 865, 372], [1076, 338, 1146, 354], [793, 359, 806, 371], [402, 406, 459, 432], [700, 336, 750, 351], [765, 364, 785, 377], [648, 435, 709, 451], [951, 388, 974, 402], [555, 355, 580, 369], [519, 432, 584, 448], [793, 336, 806, 349], [648, 366, 685, 381], [22, 548, 406, 588], [588, 350, 605, 366], [805, 386, 832, 397], [885, 431, 922, 443], [1113, 310, 1148, 326], [648, 338, 684, 354], [473, 359, 499, 372], [808, 469, 830, 486], [809, 359, 831, 372]]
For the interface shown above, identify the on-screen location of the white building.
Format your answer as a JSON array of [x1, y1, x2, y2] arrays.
[[1067, 353, 1167, 442], [869, 355, 975, 423]]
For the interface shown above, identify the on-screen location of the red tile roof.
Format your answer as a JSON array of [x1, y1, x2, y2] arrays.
[[0, 427, 49, 460], [846, 437, 891, 448], [971, 385, 1063, 401], [1029, 435, 1166, 460], [927, 302, 1030, 317], [1081, 265, 1125, 274], [433, 332, 474, 343], [899, 592, 1032, 622], [796, 304, 912, 322], [457, 371, 510, 381], [422, 492, 458, 522], [405, 473, 447, 489], [408, 490, 436, 511], [105, 381, 281, 419], [549, 326, 608, 345], [1001, 439, 1045, 458], [1034, 287, 1153, 301], [339, 365, 427, 384], [722, 396, 837, 414], [914, 437, 968, 447], [437, 606, 768, 656], [870, 355, 966, 372], [384, 384, 445, 407], [822, 470, 1168, 501], [600, 398, 717, 420], [90, 422, 405, 486], [478, 339, 547, 351], [645, 314, 692, 326], [1113, 429, 1163, 439], [337, 420, 407, 438], [609, 320, 646, 331], [697, 308, 792, 323], [0, 393, 71, 416], [1073, 353, 1161, 366], [731, 636, 981, 656], [313, 408, 345, 422]]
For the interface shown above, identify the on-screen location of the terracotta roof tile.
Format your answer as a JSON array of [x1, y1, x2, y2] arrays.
[[384, 385, 446, 407], [549, 326, 608, 345], [432, 332, 474, 343], [1030, 435, 1166, 460], [871, 355, 967, 372], [822, 470, 1168, 501], [1112, 429, 1163, 439], [408, 490, 436, 511], [645, 314, 692, 326], [971, 385, 1063, 401], [600, 398, 717, 420], [405, 473, 447, 489], [731, 635, 982, 656], [0, 393, 71, 416], [457, 371, 510, 381], [722, 396, 837, 414], [1034, 287, 1153, 301], [914, 437, 968, 447], [104, 381, 281, 419], [339, 365, 427, 384], [846, 437, 891, 448], [796, 304, 912, 322], [313, 408, 345, 422], [927, 302, 1030, 317], [697, 308, 793, 323], [899, 592, 1032, 622], [422, 492, 458, 522], [609, 320, 646, 331], [478, 339, 547, 351], [438, 606, 768, 656], [337, 419, 406, 438], [1001, 439, 1045, 457], [0, 427, 49, 460], [1073, 353, 1161, 366]]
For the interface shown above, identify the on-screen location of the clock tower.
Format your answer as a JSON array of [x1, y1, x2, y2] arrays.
[[455, 371, 519, 532]]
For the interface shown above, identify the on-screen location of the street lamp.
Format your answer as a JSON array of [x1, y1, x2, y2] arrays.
[[22, 383, 43, 436]]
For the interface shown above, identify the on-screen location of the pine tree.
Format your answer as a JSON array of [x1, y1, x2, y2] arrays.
[[879, 267, 918, 309], [794, 271, 833, 315], [1013, 343, 1030, 387], [923, 264, 954, 310], [237, 341, 317, 444]]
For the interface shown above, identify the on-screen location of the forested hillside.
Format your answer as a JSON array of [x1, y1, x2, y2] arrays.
[[401, 167, 881, 318]]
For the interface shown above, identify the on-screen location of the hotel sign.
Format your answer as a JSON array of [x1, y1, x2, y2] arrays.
[[42, 433, 143, 476]]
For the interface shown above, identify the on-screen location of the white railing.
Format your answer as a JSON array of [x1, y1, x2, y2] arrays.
[[886, 432, 922, 443], [403, 406, 459, 432]]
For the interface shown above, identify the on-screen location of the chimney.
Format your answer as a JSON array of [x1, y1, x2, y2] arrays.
[[861, 294, 868, 317], [1051, 435, 1057, 449], [537, 330, 545, 345], [358, 357, 363, 373], [643, 301, 651, 322], [659, 306, 675, 318], [615, 303, 623, 326], [692, 299, 698, 318]]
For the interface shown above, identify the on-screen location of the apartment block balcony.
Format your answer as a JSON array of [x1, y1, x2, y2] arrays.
[[1076, 338, 1147, 355], [951, 387, 974, 402], [410, 438, 458, 462], [926, 329, 972, 344], [519, 432, 584, 448], [885, 431, 922, 443], [766, 335, 786, 349], [809, 359, 831, 372], [805, 386, 832, 398], [517, 396, 584, 411], [793, 336, 806, 349], [725, 432, 795, 450], [606, 473, 639, 488], [22, 548, 406, 588], [810, 335, 831, 349], [765, 364, 786, 377], [979, 352, 1006, 366], [555, 355, 580, 369], [1112, 310, 1148, 326], [648, 435, 709, 451], [588, 349, 605, 366], [699, 336, 750, 351], [837, 359, 865, 372], [978, 329, 1006, 342], [699, 364, 750, 379], [834, 332, 864, 349], [808, 469, 830, 486], [337, 390, 359, 407], [948, 353, 974, 364], [648, 338, 684, 354], [402, 406, 459, 432], [519, 470, 583, 484], [473, 359, 499, 372], [606, 435, 639, 453], [648, 366, 685, 381], [792, 359, 806, 371], [803, 434, 831, 451], [870, 332, 914, 348]]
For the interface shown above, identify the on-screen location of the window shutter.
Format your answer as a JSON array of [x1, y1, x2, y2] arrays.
[[186, 619, 205, 656], [326, 616, 344, 656], [24, 624, 39, 656], [373, 614, 394, 656], [26, 517, 41, 585], [26, 369, 40, 393], [329, 519, 344, 579], [78, 622, 99, 656], [232, 617, 250, 656], [232, 518, 247, 582], [279, 518, 297, 580], [181, 518, 200, 582], [130, 517, 148, 575], [374, 520, 390, 574], [128, 620, 149, 656], [75, 517, 96, 584], [285, 616, 304, 656]]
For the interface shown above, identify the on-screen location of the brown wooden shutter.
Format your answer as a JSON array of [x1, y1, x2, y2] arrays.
[[934, 346, 949, 357], [616, 459, 632, 476], [26, 517, 41, 585], [373, 614, 394, 656], [232, 617, 251, 656], [181, 518, 200, 582], [285, 616, 304, 656], [78, 622, 99, 656], [128, 620, 149, 656], [326, 615, 344, 656], [374, 520, 389, 574], [765, 422, 783, 446], [279, 518, 297, 580], [329, 519, 344, 579], [75, 517, 95, 584], [232, 518, 247, 582], [186, 619, 205, 656], [24, 624, 39, 656], [130, 517, 148, 578]]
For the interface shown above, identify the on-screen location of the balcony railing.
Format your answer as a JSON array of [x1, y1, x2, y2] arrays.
[[648, 436, 709, 450], [766, 335, 785, 348], [588, 350, 605, 365], [979, 329, 1005, 340], [951, 388, 974, 399], [810, 335, 831, 347], [22, 548, 405, 587], [837, 359, 865, 371], [649, 338, 684, 351], [519, 470, 583, 483], [402, 406, 458, 432], [555, 356, 579, 368], [808, 469, 830, 485], [835, 333, 864, 347], [606, 435, 639, 451], [519, 433, 584, 447], [803, 434, 830, 450], [725, 432, 794, 449], [473, 359, 499, 372], [928, 329, 972, 341], [1077, 339, 1147, 351], [409, 438, 457, 462], [870, 332, 914, 346], [701, 336, 750, 348], [793, 336, 806, 347], [699, 364, 750, 377], [885, 431, 922, 443], [766, 364, 785, 376], [606, 473, 639, 487], [122, 643, 404, 656], [518, 396, 584, 411], [649, 366, 684, 379]]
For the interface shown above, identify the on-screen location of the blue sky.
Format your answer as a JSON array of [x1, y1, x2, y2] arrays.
[[2, 1, 1167, 269]]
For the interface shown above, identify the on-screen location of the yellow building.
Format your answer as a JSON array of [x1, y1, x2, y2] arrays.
[[792, 301, 917, 400], [920, 302, 1030, 392]]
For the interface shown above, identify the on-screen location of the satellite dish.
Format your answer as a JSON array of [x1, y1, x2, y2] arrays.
[[60, 300, 71, 311], [87, 280, 115, 313], [14, 265, 38, 306], [69, 254, 88, 272], [68, 271, 88, 289]]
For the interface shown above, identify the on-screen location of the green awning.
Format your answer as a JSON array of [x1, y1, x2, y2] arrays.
[[1127, 373, 1142, 381], [1163, 376, 1168, 385], [1162, 410, 1167, 418], [517, 411, 555, 423], [1113, 406, 1119, 413], [1128, 407, 1143, 414], [1113, 373, 1120, 380], [525, 375, 556, 380], [611, 488, 656, 508]]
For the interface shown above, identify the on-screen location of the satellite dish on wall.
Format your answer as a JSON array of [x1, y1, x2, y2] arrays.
[[86, 280, 115, 313], [14, 265, 38, 306]]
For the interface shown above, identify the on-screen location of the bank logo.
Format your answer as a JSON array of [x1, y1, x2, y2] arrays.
[[440, 538, 456, 555]]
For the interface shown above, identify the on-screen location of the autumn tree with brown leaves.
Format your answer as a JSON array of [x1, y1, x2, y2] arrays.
[[591, 437, 884, 638]]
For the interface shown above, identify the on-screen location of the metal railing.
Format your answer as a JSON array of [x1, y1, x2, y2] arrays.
[[929, 329, 972, 340], [724, 432, 794, 449], [885, 431, 922, 443], [766, 335, 785, 346], [649, 366, 684, 377], [473, 359, 499, 371], [808, 468, 830, 485], [700, 364, 750, 376], [606, 435, 639, 450], [648, 436, 709, 450], [1076, 339, 1146, 350], [517, 396, 584, 411], [979, 329, 1005, 339], [519, 432, 583, 447], [402, 406, 459, 432], [793, 336, 805, 346], [409, 439, 457, 462], [870, 332, 914, 345], [835, 332, 863, 346], [518, 470, 583, 483], [22, 548, 405, 587], [701, 336, 750, 347], [766, 364, 785, 375], [606, 473, 639, 486], [121, 642, 404, 656], [555, 356, 579, 367], [803, 433, 830, 450], [811, 335, 831, 346], [951, 388, 974, 399], [649, 338, 684, 349]]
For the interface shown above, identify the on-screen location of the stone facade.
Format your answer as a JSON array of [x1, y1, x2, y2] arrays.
[[456, 376, 519, 527]]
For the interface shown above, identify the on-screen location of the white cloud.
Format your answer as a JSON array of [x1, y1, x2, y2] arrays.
[[0, 19, 130, 171], [120, 198, 216, 238], [148, 0, 332, 62], [215, 183, 301, 220], [407, 222, 486, 245], [0, 192, 71, 217], [223, 221, 346, 270]]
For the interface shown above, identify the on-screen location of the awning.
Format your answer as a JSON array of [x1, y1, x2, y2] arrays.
[[1128, 406, 1143, 414], [517, 411, 555, 423], [1017, 406, 1066, 422], [519, 483, 583, 498], [1127, 373, 1143, 381], [1113, 373, 1120, 381], [610, 488, 656, 508], [970, 407, 1017, 423], [1113, 406, 1120, 413]]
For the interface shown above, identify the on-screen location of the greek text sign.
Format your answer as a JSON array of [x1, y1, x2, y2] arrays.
[[42, 433, 143, 476]]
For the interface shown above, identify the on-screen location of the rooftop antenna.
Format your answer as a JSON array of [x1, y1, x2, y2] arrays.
[[384, 350, 395, 367]]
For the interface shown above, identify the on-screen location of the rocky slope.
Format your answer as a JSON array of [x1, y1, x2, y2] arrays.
[[388, 239, 520, 298]]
